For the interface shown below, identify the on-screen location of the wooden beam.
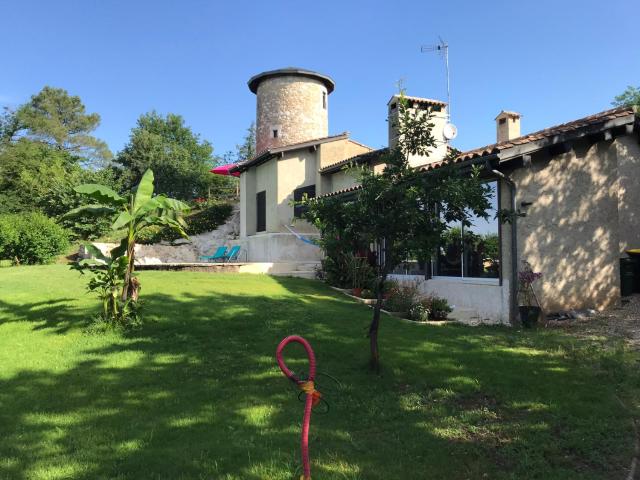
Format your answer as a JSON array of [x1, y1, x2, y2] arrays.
[[603, 130, 613, 141], [522, 154, 532, 167], [549, 141, 573, 156]]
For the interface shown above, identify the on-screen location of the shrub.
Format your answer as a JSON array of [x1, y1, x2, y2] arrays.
[[319, 255, 350, 288], [408, 302, 430, 322], [384, 281, 420, 312], [430, 296, 452, 320], [0, 215, 20, 258], [0, 212, 69, 264], [137, 201, 233, 244], [360, 288, 376, 299]]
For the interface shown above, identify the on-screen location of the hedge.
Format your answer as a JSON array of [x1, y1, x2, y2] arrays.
[[137, 202, 233, 244], [0, 212, 70, 264]]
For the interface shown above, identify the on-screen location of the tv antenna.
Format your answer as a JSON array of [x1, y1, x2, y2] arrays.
[[421, 37, 456, 140]]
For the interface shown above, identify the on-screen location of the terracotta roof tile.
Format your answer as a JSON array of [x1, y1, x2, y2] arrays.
[[318, 106, 637, 198], [232, 132, 350, 172], [319, 148, 388, 174], [457, 106, 635, 161]]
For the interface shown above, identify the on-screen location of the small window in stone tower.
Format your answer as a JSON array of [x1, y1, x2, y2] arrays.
[[273, 129, 278, 138], [322, 92, 326, 109], [499, 118, 506, 125]]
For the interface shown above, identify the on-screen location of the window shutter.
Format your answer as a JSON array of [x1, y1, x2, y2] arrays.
[[256, 191, 266, 232]]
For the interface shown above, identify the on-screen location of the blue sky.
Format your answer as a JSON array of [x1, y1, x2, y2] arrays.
[[1, 0, 638, 158]]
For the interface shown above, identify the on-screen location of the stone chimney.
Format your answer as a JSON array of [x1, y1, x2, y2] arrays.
[[495, 111, 521, 143]]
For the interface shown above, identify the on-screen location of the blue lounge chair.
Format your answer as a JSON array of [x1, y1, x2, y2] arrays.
[[200, 246, 227, 263], [224, 245, 241, 263]]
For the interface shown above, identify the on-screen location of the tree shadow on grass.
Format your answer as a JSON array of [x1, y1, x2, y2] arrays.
[[0, 297, 89, 334], [0, 277, 635, 479]]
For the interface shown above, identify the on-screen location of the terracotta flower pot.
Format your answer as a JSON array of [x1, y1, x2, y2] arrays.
[[352, 287, 363, 297]]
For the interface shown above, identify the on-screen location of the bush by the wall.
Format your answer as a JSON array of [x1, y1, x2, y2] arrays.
[[137, 201, 233, 244], [0, 212, 70, 264], [0, 216, 20, 259]]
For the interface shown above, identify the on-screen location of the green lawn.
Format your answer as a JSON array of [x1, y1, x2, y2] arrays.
[[0, 266, 638, 479]]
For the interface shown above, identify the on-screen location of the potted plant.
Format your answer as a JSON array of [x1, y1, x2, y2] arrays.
[[518, 261, 542, 328], [344, 253, 371, 297]]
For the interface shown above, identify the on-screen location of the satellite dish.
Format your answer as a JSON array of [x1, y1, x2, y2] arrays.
[[443, 123, 458, 140]]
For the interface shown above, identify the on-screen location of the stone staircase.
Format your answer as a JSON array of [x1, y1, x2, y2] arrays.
[[267, 261, 320, 279]]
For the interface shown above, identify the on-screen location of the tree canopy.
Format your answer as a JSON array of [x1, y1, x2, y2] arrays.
[[116, 111, 233, 200], [302, 93, 492, 370], [612, 85, 640, 108], [13, 86, 112, 165]]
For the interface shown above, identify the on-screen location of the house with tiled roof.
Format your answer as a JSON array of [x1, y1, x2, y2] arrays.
[[230, 67, 640, 324]]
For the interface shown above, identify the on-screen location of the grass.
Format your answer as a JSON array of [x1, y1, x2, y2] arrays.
[[0, 265, 638, 479]]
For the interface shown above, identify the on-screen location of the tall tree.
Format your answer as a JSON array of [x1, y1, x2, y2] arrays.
[[0, 88, 114, 218], [116, 111, 230, 200], [303, 94, 492, 371], [235, 122, 256, 161], [15, 86, 112, 165], [612, 85, 640, 108]]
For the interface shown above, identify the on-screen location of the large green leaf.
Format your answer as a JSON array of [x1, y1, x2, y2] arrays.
[[144, 215, 189, 239], [133, 170, 155, 213], [154, 196, 190, 213], [110, 238, 128, 259], [111, 211, 134, 230], [82, 242, 110, 264], [135, 197, 162, 217], [62, 205, 115, 219], [74, 184, 126, 205]]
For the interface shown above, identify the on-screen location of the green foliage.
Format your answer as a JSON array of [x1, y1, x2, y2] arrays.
[[317, 255, 351, 288], [14, 86, 112, 166], [384, 282, 420, 312], [38, 167, 123, 240], [0, 87, 114, 243], [72, 244, 140, 326], [612, 85, 640, 108], [235, 122, 256, 161], [302, 91, 492, 367], [116, 111, 233, 201], [1, 266, 639, 478], [0, 216, 20, 259], [0, 212, 69, 264], [0, 139, 72, 214], [137, 201, 233, 244], [429, 296, 452, 320], [408, 302, 430, 322], [68, 169, 190, 319], [342, 252, 375, 289]]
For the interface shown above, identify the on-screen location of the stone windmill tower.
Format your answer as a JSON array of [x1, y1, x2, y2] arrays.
[[248, 68, 335, 153]]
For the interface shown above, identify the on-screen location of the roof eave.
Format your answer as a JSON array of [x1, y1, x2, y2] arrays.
[[496, 112, 637, 164]]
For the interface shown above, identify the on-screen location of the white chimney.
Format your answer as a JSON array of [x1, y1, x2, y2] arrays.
[[495, 111, 521, 143], [387, 94, 449, 167]]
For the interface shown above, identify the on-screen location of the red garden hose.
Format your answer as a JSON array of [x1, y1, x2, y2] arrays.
[[276, 335, 322, 480]]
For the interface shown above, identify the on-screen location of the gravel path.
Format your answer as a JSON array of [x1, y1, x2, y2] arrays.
[[545, 294, 640, 350]]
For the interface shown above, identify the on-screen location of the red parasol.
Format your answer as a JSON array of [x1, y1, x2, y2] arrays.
[[210, 164, 240, 177]]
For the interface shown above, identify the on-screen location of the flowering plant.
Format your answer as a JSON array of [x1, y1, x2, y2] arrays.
[[518, 261, 542, 306]]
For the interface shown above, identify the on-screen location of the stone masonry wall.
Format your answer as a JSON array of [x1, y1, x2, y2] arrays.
[[256, 76, 328, 152]]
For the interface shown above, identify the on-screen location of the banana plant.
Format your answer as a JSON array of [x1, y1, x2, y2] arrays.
[[72, 243, 130, 323], [66, 169, 190, 304]]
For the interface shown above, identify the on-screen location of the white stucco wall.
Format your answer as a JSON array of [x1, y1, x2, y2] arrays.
[[277, 150, 318, 233], [238, 233, 322, 262], [330, 170, 358, 193], [388, 275, 509, 325]]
